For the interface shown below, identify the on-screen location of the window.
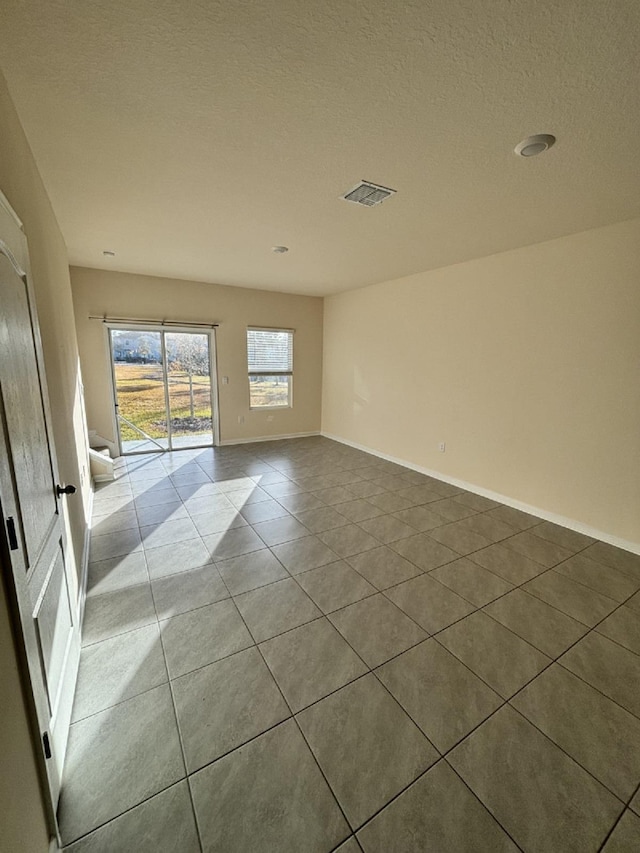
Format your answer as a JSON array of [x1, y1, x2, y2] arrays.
[[247, 328, 293, 408]]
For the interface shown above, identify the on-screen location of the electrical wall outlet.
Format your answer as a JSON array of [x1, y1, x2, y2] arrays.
[[438, 442, 446, 452], [238, 415, 245, 424], [267, 415, 274, 422]]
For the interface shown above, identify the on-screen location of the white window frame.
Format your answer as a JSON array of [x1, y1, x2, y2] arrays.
[[247, 326, 294, 410]]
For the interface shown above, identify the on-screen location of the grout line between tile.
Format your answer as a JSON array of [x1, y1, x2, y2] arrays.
[[442, 759, 527, 852], [230, 599, 354, 841], [59, 779, 194, 851], [155, 609, 203, 852], [597, 778, 640, 852]]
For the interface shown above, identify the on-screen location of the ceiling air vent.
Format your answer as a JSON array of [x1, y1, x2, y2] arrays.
[[341, 180, 396, 207]]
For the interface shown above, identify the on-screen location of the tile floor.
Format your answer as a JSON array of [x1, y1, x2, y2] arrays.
[[58, 437, 640, 852]]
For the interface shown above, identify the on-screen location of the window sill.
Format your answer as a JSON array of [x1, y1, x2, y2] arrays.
[[249, 405, 292, 411]]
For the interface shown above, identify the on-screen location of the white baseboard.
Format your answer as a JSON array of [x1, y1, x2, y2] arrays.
[[77, 487, 94, 628], [219, 431, 321, 446], [322, 431, 640, 556]]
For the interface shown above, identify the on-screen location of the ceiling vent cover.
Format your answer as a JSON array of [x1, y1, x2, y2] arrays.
[[342, 180, 397, 207]]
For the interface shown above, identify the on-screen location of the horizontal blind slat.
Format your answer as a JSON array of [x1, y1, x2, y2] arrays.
[[247, 329, 293, 372]]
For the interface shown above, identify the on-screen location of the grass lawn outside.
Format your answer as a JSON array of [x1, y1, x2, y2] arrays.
[[249, 376, 291, 408], [114, 362, 212, 442], [114, 364, 290, 445]]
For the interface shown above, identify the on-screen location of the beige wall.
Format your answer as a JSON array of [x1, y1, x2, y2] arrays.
[[1, 69, 91, 852], [323, 218, 640, 546], [71, 267, 323, 447]]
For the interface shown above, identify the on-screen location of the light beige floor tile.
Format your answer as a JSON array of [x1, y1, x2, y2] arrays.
[[173, 647, 289, 772], [234, 577, 322, 642], [59, 685, 184, 845], [449, 706, 622, 853], [560, 632, 640, 719], [392, 505, 447, 532], [347, 546, 421, 589], [150, 563, 228, 619], [357, 760, 518, 853], [485, 505, 542, 530], [427, 523, 494, 556], [215, 548, 288, 595], [583, 542, 640, 581], [437, 611, 550, 698], [532, 521, 596, 552], [190, 720, 349, 853], [160, 599, 253, 678], [145, 538, 211, 580], [385, 573, 475, 634], [596, 605, 640, 655], [391, 533, 459, 571], [377, 639, 502, 752], [293, 505, 351, 533], [469, 542, 545, 585], [502, 531, 573, 567], [524, 570, 618, 626], [62, 782, 199, 853], [554, 553, 639, 602], [297, 674, 437, 828], [295, 560, 376, 614], [430, 557, 513, 606], [72, 623, 167, 722], [329, 594, 427, 668], [601, 810, 640, 852], [271, 535, 339, 574], [483, 588, 587, 657], [90, 527, 142, 562], [260, 618, 367, 712], [513, 663, 640, 800], [318, 524, 381, 558], [202, 525, 266, 559], [140, 517, 199, 549]]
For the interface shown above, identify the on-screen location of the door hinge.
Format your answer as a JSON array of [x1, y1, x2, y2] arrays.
[[42, 732, 52, 759], [6, 516, 18, 551]]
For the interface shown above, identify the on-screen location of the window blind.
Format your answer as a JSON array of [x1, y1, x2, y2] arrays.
[[247, 329, 293, 373]]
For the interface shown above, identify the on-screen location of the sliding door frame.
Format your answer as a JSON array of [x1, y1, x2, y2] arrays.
[[104, 322, 220, 455]]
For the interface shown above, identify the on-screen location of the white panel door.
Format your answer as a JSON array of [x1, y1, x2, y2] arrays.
[[0, 194, 80, 819]]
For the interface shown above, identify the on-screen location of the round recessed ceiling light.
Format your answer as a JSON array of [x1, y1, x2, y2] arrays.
[[272, 246, 289, 254], [514, 134, 556, 157], [103, 250, 116, 257]]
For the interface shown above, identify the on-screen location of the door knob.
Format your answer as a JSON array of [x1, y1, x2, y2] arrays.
[[56, 484, 77, 497]]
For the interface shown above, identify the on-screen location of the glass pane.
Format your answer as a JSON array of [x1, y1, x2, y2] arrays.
[[111, 330, 168, 453], [165, 332, 214, 449], [249, 374, 291, 408]]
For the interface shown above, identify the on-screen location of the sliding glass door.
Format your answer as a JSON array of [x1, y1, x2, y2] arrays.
[[165, 332, 214, 450], [109, 327, 216, 454]]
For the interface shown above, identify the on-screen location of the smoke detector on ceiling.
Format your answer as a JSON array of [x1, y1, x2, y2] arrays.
[[514, 134, 556, 157], [341, 180, 397, 207]]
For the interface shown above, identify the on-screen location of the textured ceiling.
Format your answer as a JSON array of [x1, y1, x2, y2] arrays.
[[1, 0, 639, 295]]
